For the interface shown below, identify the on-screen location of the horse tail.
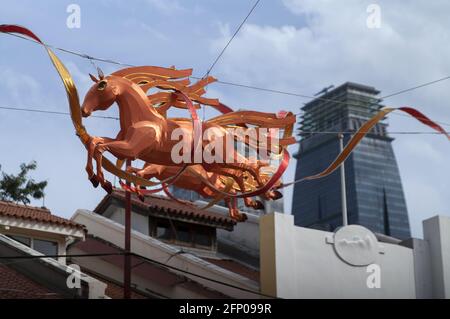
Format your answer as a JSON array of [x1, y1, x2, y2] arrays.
[[207, 110, 297, 146]]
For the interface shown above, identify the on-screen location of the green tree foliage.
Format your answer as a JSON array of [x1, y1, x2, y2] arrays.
[[0, 161, 47, 205]]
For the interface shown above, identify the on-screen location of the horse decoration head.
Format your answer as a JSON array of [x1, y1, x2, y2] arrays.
[[81, 68, 120, 117], [81, 65, 222, 118]]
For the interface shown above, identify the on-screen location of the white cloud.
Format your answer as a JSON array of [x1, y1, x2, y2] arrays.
[[400, 137, 445, 164], [145, 0, 184, 14], [404, 178, 447, 236], [0, 68, 41, 106], [140, 23, 169, 41], [65, 61, 93, 96]]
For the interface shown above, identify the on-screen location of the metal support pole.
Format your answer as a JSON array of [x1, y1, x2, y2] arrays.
[[338, 134, 348, 226], [124, 158, 132, 299]]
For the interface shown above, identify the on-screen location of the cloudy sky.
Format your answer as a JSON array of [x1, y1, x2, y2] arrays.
[[1, 0, 449, 237]]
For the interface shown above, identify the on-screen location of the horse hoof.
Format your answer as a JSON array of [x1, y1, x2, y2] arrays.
[[89, 175, 99, 188], [102, 181, 113, 194], [238, 213, 248, 222], [253, 200, 265, 210], [271, 190, 283, 200], [230, 211, 247, 222]]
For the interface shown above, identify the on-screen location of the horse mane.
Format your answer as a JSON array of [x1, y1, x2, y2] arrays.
[[111, 66, 295, 148], [111, 66, 220, 116]]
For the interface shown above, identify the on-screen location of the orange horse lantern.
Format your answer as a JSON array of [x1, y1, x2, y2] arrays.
[[80, 66, 294, 221], [1, 24, 449, 222], [81, 66, 294, 189]]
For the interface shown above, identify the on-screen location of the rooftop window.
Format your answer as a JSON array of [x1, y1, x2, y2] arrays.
[[6, 234, 58, 257], [149, 217, 215, 250]]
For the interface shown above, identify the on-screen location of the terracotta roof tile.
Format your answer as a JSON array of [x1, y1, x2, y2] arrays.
[[95, 189, 236, 230], [0, 264, 61, 299], [0, 200, 84, 230]]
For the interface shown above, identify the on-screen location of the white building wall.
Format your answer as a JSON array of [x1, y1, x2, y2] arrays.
[[423, 215, 450, 298], [403, 238, 433, 299], [108, 206, 149, 236], [261, 213, 450, 299], [217, 212, 259, 263]]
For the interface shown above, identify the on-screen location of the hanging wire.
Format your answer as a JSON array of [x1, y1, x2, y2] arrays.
[[296, 131, 450, 135], [2, 30, 450, 128], [0, 251, 275, 298], [1, 28, 450, 130], [2, 30, 449, 109], [203, 0, 261, 78], [0, 104, 447, 135], [0, 105, 119, 120], [86, 55, 100, 74]]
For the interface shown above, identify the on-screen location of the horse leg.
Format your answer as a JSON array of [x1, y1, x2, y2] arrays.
[[205, 139, 265, 188], [85, 136, 115, 188], [224, 197, 247, 222], [86, 144, 98, 188], [217, 169, 256, 208], [212, 153, 266, 188], [231, 151, 267, 186], [93, 126, 157, 194], [231, 173, 264, 210], [133, 164, 163, 201], [206, 168, 264, 211], [92, 143, 113, 193], [120, 164, 147, 201], [264, 189, 283, 200], [86, 137, 102, 187], [125, 165, 140, 175], [135, 164, 162, 180]]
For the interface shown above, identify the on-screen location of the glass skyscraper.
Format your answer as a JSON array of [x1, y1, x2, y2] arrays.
[[292, 82, 411, 239]]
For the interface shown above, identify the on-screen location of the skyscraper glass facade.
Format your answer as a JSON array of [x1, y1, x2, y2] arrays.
[[292, 82, 410, 239]]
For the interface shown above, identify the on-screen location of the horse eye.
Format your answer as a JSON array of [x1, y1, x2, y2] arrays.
[[97, 80, 107, 91]]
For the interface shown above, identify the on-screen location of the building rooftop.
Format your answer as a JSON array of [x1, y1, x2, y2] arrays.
[[302, 81, 380, 111], [69, 234, 230, 299], [71, 209, 260, 298], [0, 234, 108, 298], [0, 263, 61, 299], [297, 81, 387, 141], [95, 189, 236, 231], [0, 201, 84, 231]]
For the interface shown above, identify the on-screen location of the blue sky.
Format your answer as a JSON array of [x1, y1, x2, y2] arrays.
[[1, 0, 449, 237]]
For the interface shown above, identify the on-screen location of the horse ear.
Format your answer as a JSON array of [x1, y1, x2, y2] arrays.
[[97, 67, 105, 80], [89, 73, 99, 83]]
